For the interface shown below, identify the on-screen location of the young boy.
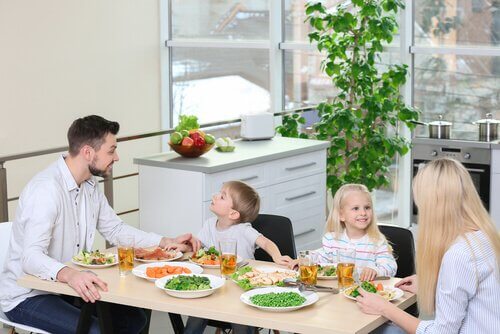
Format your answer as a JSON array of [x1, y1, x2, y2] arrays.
[[184, 181, 293, 334], [198, 180, 293, 264]]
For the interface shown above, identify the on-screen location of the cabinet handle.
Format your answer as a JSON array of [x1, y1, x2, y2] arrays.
[[239, 175, 259, 182], [294, 228, 316, 238], [285, 191, 316, 201], [285, 162, 317, 171]]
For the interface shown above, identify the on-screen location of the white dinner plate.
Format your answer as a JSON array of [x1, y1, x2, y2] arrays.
[[71, 255, 118, 268], [240, 287, 318, 312], [155, 274, 225, 299], [343, 285, 404, 301], [135, 251, 183, 263], [189, 255, 243, 268], [132, 261, 203, 282], [317, 263, 337, 280]]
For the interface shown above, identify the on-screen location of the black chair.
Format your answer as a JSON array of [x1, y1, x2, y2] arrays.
[[378, 224, 416, 278], [252, 214, 297, 261], [379, 224, 418, 316]]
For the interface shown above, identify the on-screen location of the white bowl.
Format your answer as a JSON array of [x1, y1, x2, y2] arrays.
[[155, 274, 225, 299], [132, 261, 203, 282]]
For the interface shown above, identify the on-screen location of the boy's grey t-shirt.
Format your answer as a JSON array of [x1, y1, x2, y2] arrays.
[[197, 217, 262, 259]]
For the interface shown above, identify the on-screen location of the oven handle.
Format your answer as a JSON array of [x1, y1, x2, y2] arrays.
[[413, 163, 486, 173]]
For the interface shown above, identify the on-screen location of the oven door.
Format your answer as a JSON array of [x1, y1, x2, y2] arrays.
[[412, 160, 490, 216]]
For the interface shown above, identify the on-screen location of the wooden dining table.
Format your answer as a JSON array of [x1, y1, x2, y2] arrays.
[[17, 256, 416, 334]]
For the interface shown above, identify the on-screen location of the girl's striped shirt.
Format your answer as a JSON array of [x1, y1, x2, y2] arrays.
[[314, 230, 397, 277]]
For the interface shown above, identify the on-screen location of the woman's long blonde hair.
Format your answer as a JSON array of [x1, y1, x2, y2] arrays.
[[413, 158, 500, 315], [325, 184, 385, 242]]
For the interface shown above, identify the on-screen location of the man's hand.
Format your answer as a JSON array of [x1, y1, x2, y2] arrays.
[[395, 274, 417, 294], [160, 233, 201, 252], [359, 267, 377, 281], [164, 242, 191, 252], [174, 233, 201, 252], [57, 267, 108, 303]]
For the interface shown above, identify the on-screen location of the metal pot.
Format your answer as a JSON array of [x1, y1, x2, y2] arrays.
[[412, 115, 452, 139], [473, 113, 500, 142]]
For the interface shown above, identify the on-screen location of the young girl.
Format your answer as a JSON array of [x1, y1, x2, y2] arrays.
[[316, 183, 397, 281], [356, 158, 500, 333]]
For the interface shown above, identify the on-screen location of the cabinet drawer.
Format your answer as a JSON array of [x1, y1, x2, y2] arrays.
[[274, 206, 325, 252], [267, 173, 326, 213], [268, 150, 326, 185], [203, 164, 269, 201]]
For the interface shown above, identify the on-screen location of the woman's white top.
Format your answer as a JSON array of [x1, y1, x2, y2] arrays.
[[417, 230, 500, 334]]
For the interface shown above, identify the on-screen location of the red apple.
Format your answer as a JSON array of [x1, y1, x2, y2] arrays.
[[193, 137, 205, 148]]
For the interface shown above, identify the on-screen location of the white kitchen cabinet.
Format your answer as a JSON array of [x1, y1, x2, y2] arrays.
[[134, 137, 329, 251]]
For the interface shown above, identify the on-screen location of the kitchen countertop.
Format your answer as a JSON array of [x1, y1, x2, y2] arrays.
[[133, 136, 330, 173], [413, 137, 500, 149]]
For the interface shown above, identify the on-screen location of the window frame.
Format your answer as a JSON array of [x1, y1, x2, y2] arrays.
[[160, 0, 499, 227]]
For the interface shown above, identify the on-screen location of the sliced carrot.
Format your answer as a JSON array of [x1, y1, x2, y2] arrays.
[[183, 268, 192, 274], [376, 283, 384, 291]]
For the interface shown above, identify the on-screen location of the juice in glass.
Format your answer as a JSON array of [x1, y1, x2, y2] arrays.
[[337, 262, 355, 290], [299, 264, 319, 285], [298, 250, 318, 286], [118, 235, 135, 277], [220, 253, 237, 275], [118, 247, 134, 276], [219, 239, 237, 277]]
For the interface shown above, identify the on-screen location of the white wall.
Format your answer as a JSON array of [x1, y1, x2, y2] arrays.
[[0, 1, 165, 247]]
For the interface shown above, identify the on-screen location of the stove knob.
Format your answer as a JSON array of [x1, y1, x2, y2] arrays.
[[464, 153, 471, 160], [430, 150, 438, 157]]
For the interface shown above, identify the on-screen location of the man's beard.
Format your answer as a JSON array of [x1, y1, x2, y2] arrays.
[[89, 160, 111, 178]]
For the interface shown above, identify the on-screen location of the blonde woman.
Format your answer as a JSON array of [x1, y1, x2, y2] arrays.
[[356, 158, 500, 333], [314, 184, 396, 281]]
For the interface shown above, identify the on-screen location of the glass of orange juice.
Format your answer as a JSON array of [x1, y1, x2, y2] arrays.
[[118, 235, 135, 277], [337, 248, 356, 291], [219, 239, 237, 277], [299, 250, 319, 286]]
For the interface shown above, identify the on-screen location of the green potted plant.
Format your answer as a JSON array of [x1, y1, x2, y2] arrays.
[[278, 0, 419, 196]]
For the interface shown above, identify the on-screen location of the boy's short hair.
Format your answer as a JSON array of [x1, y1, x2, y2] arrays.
[[67, 115, 120, 156], [224, 181, 260, 223]]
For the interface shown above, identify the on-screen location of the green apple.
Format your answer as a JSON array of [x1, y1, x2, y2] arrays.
[[205, 134, 215, 144], [170, 132, 183, 145]]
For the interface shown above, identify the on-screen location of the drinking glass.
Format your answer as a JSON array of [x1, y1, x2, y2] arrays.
[[219, 239, 237, 277], [298, 250, 318, 286], [337, 248, 356, 291], [118, 235, 135, 277]]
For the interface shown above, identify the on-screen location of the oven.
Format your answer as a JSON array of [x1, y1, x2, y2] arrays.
[[411, 138, 491, 222]]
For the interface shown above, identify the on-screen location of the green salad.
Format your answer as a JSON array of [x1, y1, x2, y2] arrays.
[[164, 275, 211, 291], [72, 250, 115, 265], [250, 292, 306, 307], [349, 281, 377, 297], [318, 264, 336, 277]]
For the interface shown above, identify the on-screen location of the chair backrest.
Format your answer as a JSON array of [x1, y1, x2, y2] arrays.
[[0, 222, 13, 270], [251, 214, 297, 262], [379, 224, 416, 278]]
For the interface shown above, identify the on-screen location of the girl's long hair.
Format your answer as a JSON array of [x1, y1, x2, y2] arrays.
[[413, 158, 500, 315], [325, 184, 385, 243]]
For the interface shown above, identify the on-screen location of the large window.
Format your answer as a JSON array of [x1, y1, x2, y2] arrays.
[[412, 0, 500, 136], [162, 0, 499, 226]]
